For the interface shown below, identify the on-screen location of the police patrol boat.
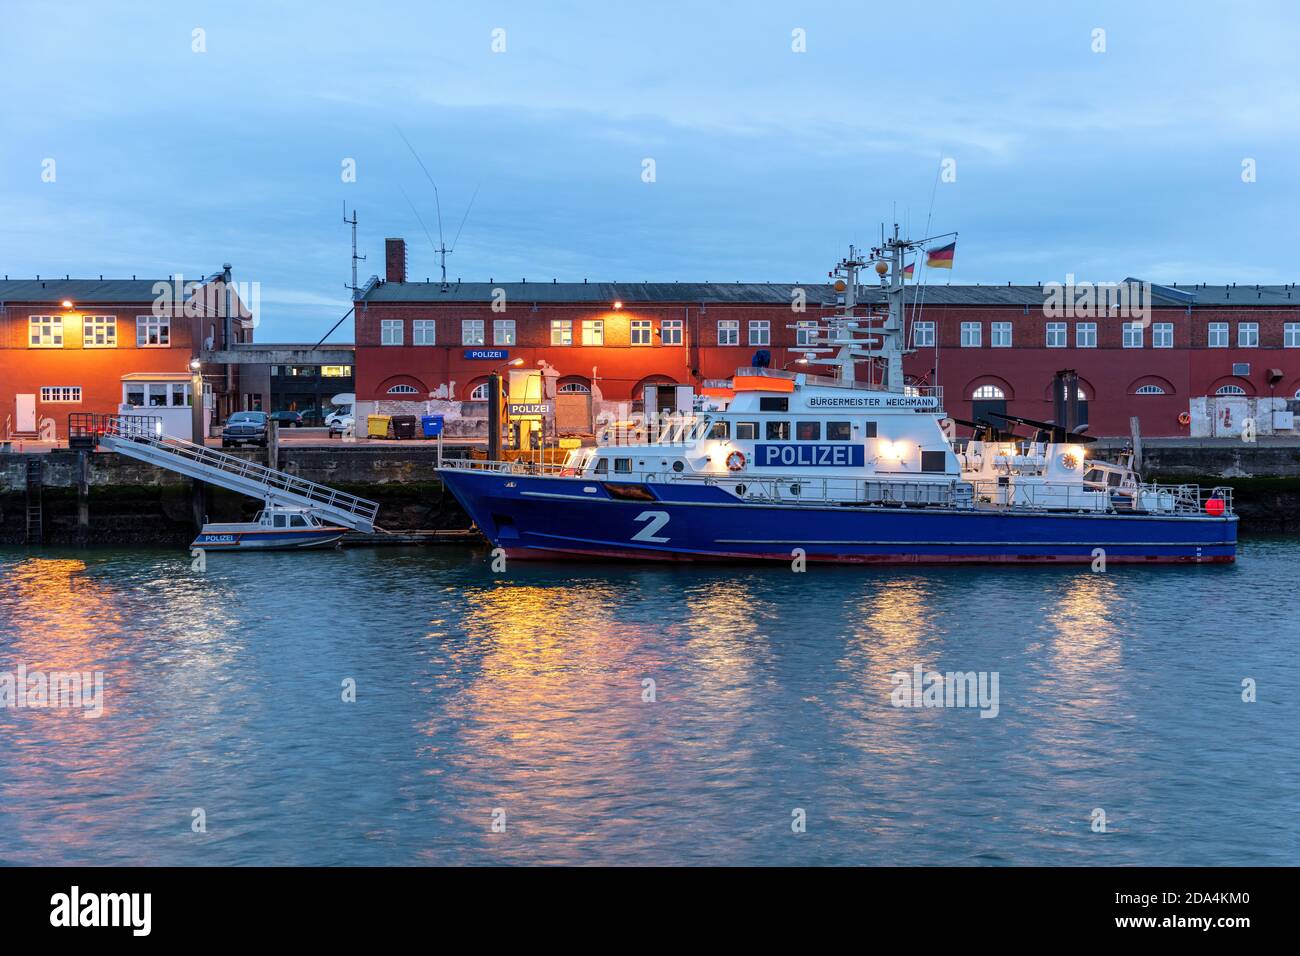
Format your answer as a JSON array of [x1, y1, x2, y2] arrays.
[[191, 502, 348, 552], [439, 230, 1237, 564]]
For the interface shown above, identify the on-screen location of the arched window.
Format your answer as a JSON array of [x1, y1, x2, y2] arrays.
[[558, 382, 591, 394], [1216, 384, 1247, 396], [971, 384, 1005, 399], [387, 384, 419, 395], [1135, 385, 1165, 395], [469, 382, 491, 401]]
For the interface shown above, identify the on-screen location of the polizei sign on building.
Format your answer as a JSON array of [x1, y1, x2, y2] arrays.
[[807, 395, 939, 409], [755, 444, 866, 467]]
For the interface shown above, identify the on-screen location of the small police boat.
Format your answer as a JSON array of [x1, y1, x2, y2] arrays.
[[190, 504, 347, 551]]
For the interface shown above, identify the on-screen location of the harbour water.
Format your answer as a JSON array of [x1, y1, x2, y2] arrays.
[[1, 540, 1296, 866]]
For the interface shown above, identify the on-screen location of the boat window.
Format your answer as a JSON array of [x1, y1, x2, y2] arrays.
[[827, 421, 851, 440], [593, 458, 609, 474], [862, 421, 878, 438], [273, 514, 288, 528], [1107, 472, 1122, 487], [766, 421, 791, 440], [688, 417, 713, 442], [796, 421, 821, 441], [735, 422, 758, 440], [921, 450, 947, 473], [759, 397, 789, 412], [710, 420, 730, 440], [614, 458, 633, 474], [290, 515, 308, 527]]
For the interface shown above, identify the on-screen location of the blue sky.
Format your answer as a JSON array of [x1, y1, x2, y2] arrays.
[[3, 1, 1298, 341]]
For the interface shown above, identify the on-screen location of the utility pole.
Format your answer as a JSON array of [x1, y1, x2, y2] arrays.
[[344, 203, 366, 299]]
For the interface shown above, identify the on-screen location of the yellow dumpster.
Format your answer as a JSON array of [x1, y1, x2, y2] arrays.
[[367, 414, 392, 439]]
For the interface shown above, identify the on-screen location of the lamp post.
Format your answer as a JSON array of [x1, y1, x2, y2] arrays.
[[189, 358, 204, 444], [487, 357, 524, 460]]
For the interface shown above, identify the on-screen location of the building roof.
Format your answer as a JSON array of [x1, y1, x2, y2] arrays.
[[359, 279, 1300, 308], [0, 279, 178, 303]]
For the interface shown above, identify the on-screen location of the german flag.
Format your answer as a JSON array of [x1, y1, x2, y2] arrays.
[[902, 261, 915, 280], [926, 241, 956, 269]]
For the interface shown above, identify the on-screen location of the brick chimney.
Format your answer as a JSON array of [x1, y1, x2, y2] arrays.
[[385, 238, 407, 284]]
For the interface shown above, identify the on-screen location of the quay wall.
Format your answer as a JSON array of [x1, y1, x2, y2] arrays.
[[3, 442, 1300, 545]]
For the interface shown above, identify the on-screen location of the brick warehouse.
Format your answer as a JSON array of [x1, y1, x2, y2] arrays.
[[0, 271, 256, 442], [356, 238, 1300, 438]]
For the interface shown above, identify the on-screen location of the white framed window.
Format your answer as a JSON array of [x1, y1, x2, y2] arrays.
[[29, 315, 64, 348], [1152, 322, 1173, 348], [1284, 322, 1300, 347], [83, 315, 117, 348], [630, 319, 652, 346], [748, 320, 770, 346], [1238, 322, 1259, 348], [493, 319, 515, 345], [387, 384, 419, 394], [1045, 322, 1066, 348], [413, 320, 437, 345], [913, 320, 934, 347], [971, 384, 1004, 399], [462, 319, 484, 346], [796, 320, 818, 347], [1135, 384, 1166, 395], [40, 386, 82, 403], [1208, 322, 1229, 348], [1216, 384, 1247, 396], [660, 319, 683, 346], [1122, 322, 1143, 348], [1075, 322, 1097, 348], [581, 319, 604, 346], [960, 322, 981, 347], [551, 319, 572, 346], [135, 315, 170, 347], [991, 321, 1012, 347], [469, 382, 490, 401], [558, 381, 590, 393], [717, 319, 739, 346], [380, 319, 403, 346]]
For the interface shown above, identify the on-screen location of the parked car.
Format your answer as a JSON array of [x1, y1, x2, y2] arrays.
[[269, 410, 304, 428], [222, 411, 269, 448], [328, 414, 355, 437]]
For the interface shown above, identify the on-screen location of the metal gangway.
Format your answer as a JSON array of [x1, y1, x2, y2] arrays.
[[71, 414, 379, 533]]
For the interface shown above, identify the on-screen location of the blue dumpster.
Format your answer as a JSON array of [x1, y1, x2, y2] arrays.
[[421, 414, 444, 438]]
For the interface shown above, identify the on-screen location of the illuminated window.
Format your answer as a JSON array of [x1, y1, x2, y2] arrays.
[[913, 321, 935, 347], [630, 319, 652, 345], [83, 315, 117, 347], [1135, 385, 1165, 394], [551, 320, 572, 346], [748, 320, 770, 346], [1075, 322, 1097, 348], [136, 315, 170, 347], [1045, 322, 1066, 348], [960, 322, 981, 347], [971, 384, 1005, 399], [387, 384, 419, 394], [40, 386, 81, 403], [1238, 322, 1259, 348], [461, 319, 484, 345], [717, 320, 739, 346], [494, 319, 515, 345], [1208, 322, 1229, 348], [413, 320, 437, 345], [380, 319, 403, 346], [1216, 384, 1246, 396], [321, 365, 352, 377], [1153, 322, 1173, 348], [29, 315, 64, 347], [660, 319, 682, 345], [991, 321, 1012, 347], [581, 319, 604, 346]]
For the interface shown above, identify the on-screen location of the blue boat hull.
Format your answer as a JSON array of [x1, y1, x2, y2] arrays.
[[439, 470, 1237, 564]]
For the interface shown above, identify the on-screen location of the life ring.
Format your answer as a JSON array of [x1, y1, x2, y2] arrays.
[[1178, 411, 1191, 426], [726, 450, 746, 472]]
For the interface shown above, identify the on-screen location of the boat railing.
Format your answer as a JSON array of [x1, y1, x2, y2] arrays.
[[967, 478, 1234, 515]]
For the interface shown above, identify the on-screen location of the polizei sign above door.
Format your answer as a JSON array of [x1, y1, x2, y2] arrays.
[[807, 395, 939, 409], [755, 444, 866, 467]]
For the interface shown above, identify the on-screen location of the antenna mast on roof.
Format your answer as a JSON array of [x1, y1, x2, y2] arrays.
[[343, 202, 366, 300], [395, 126, 477, 292]]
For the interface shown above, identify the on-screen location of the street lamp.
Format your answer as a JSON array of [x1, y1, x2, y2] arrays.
[[189, 358, 204, 444]]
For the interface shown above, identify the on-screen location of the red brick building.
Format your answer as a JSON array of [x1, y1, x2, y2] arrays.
[[0, 274, 254, 441], [356, 239, 1300, 437]]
